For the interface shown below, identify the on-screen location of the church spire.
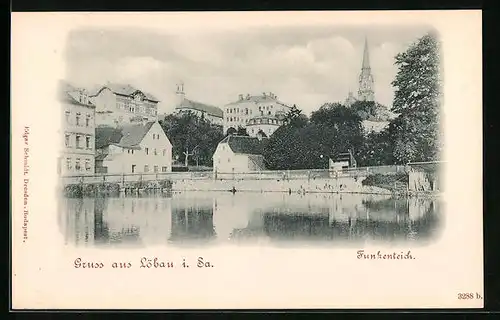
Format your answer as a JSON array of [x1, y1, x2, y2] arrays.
[[357, 36, 375, 102], [362, 36, 370, 70]]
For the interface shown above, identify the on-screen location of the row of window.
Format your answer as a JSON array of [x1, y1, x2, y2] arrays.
[[249, 118, 280, 125], [124, 148, 167, 156], [66, 157, 92, 171], [65, 111, 93, 127], [65, 133, 92, 149], [225, 105, 274, 115], [116, 102, 157, 116]]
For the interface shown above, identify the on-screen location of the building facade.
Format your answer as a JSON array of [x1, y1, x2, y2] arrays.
[[95, 121, 172, 174], [59, 81, 96, 176], [223, 92, 291, 137], [89, 83, 159, 127], [212, 134, 268, 174], [174, 82, 223, 126]]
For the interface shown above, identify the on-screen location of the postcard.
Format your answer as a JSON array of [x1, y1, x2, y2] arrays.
[[11, 10, 483, 309]]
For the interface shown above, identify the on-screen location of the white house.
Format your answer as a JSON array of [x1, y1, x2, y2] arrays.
[[95, 121, 172, 174], [212, 134, 268, 174]]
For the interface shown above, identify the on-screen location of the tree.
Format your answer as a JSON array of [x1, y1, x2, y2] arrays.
[[390, 32, 442, 163], [282, 104, 309, 128], [263, 103, 364, 170], [160, 111, 224, 167], [310, 103, 364, 158], [236, 126, 249, 136]]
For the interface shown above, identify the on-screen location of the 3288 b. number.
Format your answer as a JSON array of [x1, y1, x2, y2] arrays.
[[458, 293, 475, 299]]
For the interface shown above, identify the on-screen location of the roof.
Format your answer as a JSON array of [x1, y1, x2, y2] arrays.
[[95, 122, 156, 149], [226, 94, 288, 107], [219, 135, 268, 155], [58, 80, 95, 108], [89, 83, 159, 102], [176, 99, 223, 118]]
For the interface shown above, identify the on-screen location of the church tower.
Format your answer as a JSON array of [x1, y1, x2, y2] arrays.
[[175, 81, 185, 106], [357, 37, 375, 102]]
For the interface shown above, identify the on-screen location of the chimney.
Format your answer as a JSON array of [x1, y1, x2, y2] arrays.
[[262, 92, 266, 97], [246, 94, 250, 100], [238, 94, 243, 101]]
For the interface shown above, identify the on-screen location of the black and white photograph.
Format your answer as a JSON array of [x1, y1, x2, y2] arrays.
[[11, 11, 482, 309]]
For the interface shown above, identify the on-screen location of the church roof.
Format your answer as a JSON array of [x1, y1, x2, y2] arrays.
[[176, 98, 223, 118], [218, 135, 268, 155]]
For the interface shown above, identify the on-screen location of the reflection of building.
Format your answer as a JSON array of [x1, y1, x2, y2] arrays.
[[88, 83, 159, 127], [95, 121, 172, 174], [212, 134, 268, 174], [223, 92, 291, 136], [174, 82, 223, 125], [59, 81, 96, 176], [169, 197, 216, 242]]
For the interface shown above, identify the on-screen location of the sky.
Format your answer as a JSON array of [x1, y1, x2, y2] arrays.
[[64, 24, 435, 116]]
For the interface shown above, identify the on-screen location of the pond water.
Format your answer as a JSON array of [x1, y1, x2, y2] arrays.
[[58, 191, 443, 248]]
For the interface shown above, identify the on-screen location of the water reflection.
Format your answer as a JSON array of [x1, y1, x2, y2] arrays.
[[58, 192, 443, 248]]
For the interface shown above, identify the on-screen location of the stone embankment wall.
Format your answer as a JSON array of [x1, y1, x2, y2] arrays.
[[171, 176, 392, 195]]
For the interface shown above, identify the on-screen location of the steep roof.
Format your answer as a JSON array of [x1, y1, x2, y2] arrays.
[[176, 98, 223, 118], [219, 135, 268, 155], [95, 122, 156, 149], [89, 83, 159, 102], [362, 37, 371, 70], [58, 80, 95, 108]]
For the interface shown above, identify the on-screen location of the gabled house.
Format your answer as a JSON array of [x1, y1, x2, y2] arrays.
[[212, 133, 268, 174], [95, 121, 172, 174]]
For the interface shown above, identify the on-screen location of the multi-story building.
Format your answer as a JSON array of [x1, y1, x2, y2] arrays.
[[223, 92, 291, 137], [174, 82, 223, 126], [88, 83, 160, 127], [58, 81, 96, 175]]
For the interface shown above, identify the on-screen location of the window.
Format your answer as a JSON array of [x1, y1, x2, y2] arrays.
[[245, 108, 248, 115], [268, 111, 271, 115], [65, 111, 70, 124], [65, 134, 70, 147], [154, 165, 158, 172], [154, 148, 157, 155], [145, 148, 149, 155], [85, 159, 91, 171], [144, 165, 149, 172], [75, 158, 81, 171], [85, 136, 91, 149], [162, 149, 166, 156], [75, 135, 82, 148], [228, 158, 231, 163], [66, 158, 72, 169], [86, 114, 91, 127], [76, 113, 81, 126], [127, 149, 131, 154], [162, 166, 168, 172]]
